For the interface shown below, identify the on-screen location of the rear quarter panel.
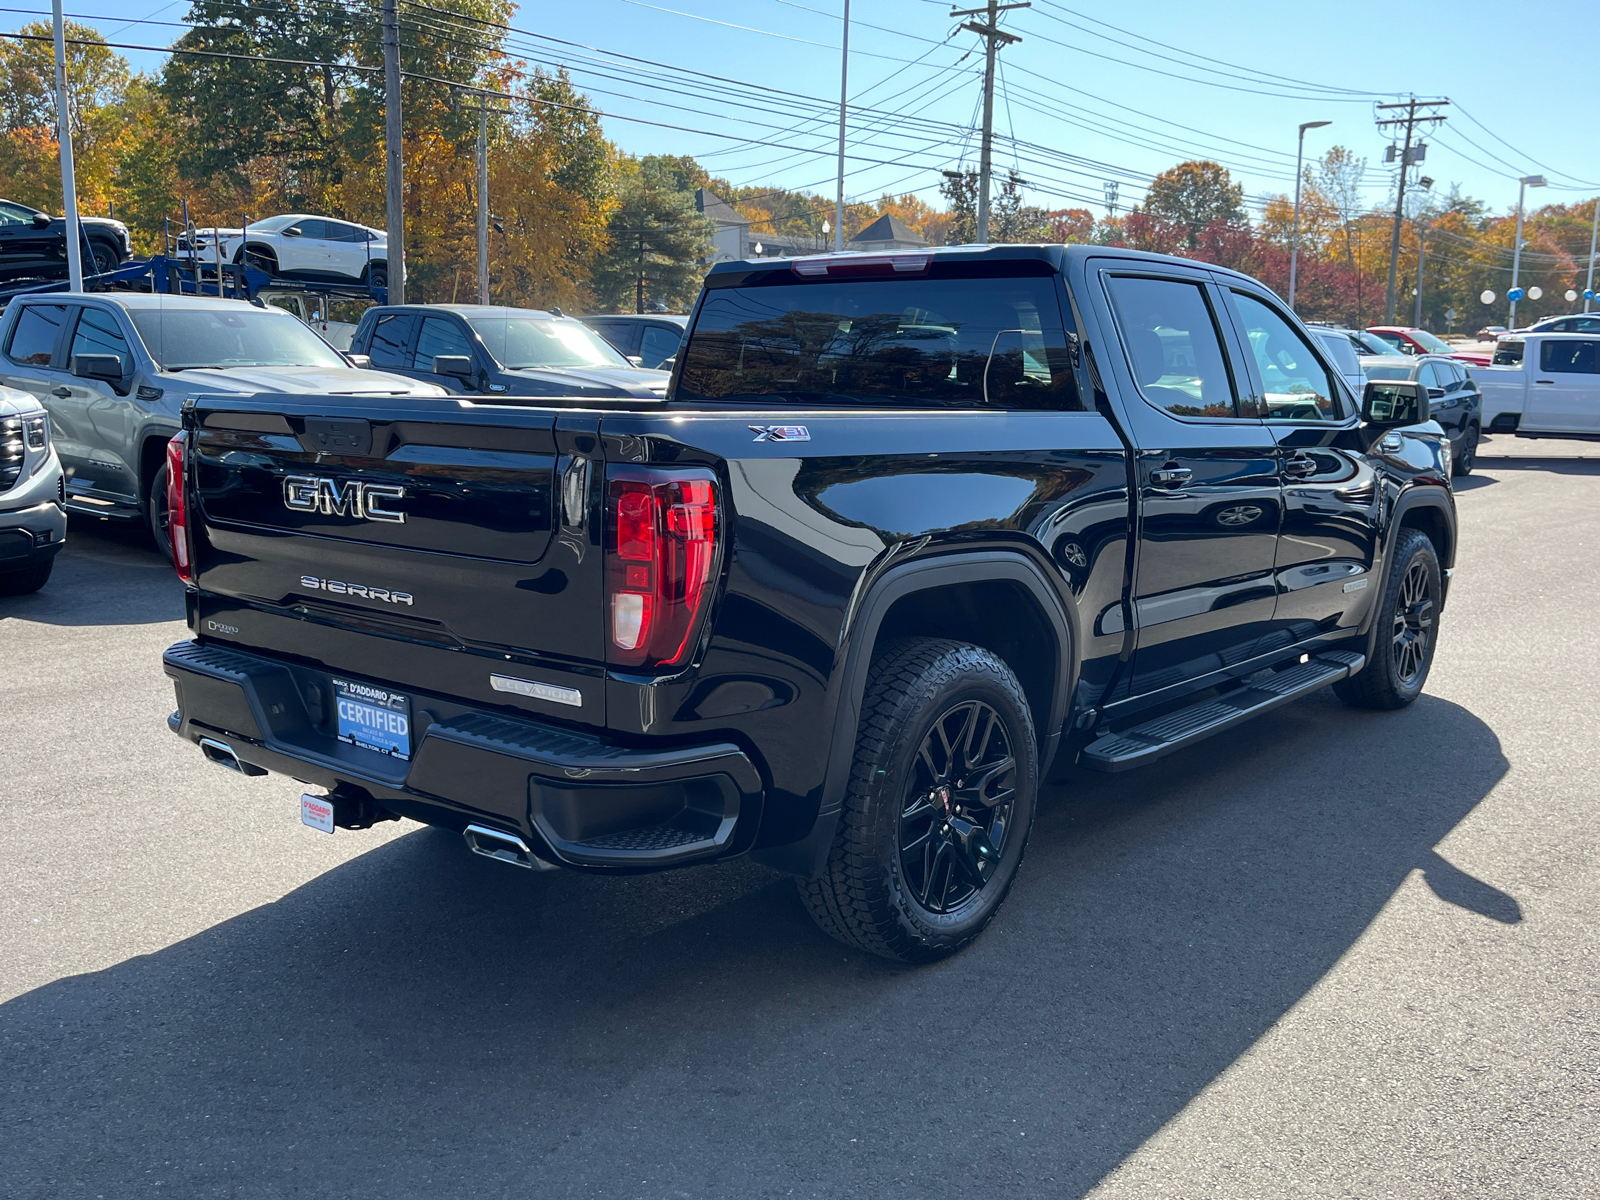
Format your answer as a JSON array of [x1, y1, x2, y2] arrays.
[[598, 407, 1131, 843]]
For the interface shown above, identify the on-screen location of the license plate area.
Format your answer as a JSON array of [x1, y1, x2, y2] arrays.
[[332, 677, 411, 760]]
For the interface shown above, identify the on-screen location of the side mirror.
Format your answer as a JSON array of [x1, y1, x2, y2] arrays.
[[626, 355, 644, 368], [72, 354, 124, 381], [1362, 379, 1429, 427], [1426, 386, 1445, 400], [345, 353, 372, 368], [32, 212, 52, 229], [432, 355, 474, 380]]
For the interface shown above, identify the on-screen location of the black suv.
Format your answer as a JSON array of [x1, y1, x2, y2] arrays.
[[0, 199, 131, 281], [161, 245, 1457, 963]]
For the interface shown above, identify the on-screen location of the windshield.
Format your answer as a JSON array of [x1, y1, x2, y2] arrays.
[[469, 316, 631, 369], [675, 274, 1081, 410], [1364, 363, 1415, 381], [1409, 329, 1453, 353], [131, 307, 348, 370]]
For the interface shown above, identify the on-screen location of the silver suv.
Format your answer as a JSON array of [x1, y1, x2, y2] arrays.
[[0, 385, 65, 594], [0, 294, 445, 554]]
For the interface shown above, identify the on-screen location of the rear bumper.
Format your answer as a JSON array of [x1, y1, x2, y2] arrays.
[[163, 640, 765, 870]]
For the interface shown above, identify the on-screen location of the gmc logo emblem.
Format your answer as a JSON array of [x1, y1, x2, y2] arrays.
[[283, 475, 406, 523]]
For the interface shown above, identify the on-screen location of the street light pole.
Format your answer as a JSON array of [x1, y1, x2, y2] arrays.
[[1585, 196, 1598, 314], [51, 0, 82, 292], [1288, 119, 1330, 313], [833, 0, 849, 252], [1508, 174, 1546, 330], [382, 0, 405, 304]]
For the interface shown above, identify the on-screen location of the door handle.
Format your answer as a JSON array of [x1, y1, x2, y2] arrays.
[[1534, 379, 1554, 384], [51, 386, 71, 398], [1150, 466, 1192, 488], [1283, 453, 1317, 477]]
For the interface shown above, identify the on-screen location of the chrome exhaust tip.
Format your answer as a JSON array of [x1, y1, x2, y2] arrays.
[[198, 736, 267, 777], [463, 824, 557, 871]]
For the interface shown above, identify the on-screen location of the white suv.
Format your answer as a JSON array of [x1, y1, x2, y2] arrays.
[[180, 215, 392, 288]]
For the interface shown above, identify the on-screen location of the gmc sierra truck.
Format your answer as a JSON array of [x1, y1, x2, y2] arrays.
[[161, 245, 1457, 962]]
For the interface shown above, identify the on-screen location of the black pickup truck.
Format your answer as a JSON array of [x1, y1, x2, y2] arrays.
[[161, 245, 1456, 962]]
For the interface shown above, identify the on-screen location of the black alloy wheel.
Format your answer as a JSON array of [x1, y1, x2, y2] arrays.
[[1453, 426, 1478, 476], [1391, 558, 1435, 688], [367, 265, 388, 290], [799, 637, 1038, 962], [242, 247, 277, 275], [1334, 526, 1441, 710], [900, 700, 1017, 915]]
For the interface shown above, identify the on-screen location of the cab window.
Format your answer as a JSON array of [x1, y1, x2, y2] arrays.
[[1228, 291, 1344, 421], [413, 317, 473, 372], [69, 307, 133, 375], [1540, 340, 1598, 374]]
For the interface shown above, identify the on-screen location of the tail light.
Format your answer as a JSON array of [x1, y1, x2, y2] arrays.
[[606, 467, 720, 669], [166, 432, 193, 583]]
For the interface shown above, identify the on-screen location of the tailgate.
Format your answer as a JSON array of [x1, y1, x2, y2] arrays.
[[187, 394, 606, 720]]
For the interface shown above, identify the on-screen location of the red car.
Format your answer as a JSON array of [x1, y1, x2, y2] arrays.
[[1365, 325, 1492, 368]]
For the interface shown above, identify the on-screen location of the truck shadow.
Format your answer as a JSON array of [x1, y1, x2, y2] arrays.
[[0, 518, 182, 626], [0, 690, 1509, 1199]]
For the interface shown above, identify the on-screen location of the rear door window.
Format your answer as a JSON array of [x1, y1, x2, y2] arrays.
[[1103, 274, 1240, 418], [1540, 340, 1598, 374], [366, 313, 415, 369], [1492, 340, 1525, 366], [5, 304, 68, 366], [413, 317, 474, 371]]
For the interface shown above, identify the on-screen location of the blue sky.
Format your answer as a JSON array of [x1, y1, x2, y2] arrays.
[[12, 0, 1599, 222]]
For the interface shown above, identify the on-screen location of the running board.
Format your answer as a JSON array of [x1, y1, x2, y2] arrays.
[[1080, 650, 1366, 773]]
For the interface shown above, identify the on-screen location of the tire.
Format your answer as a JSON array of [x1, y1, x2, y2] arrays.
[[0, 559, 51, 594], [366, 264, 388, 291], [87, 239, 121, 276], [147, 461, 173, 561], [240, 247, 277, 275], [1453, 425, 1478, 477], [798, 637, 1038, 963], [1333, 527, 1442, 710]]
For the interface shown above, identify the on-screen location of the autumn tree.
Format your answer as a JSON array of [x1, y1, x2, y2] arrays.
[[1141, 161, 1245, 247]]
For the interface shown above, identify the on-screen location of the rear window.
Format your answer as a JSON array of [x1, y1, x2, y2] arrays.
[[1492, 340, 1525, 366], [1315, 331, 1359, 375], [676, 276, 1081, 410], [1364, 363, 1415, 381]]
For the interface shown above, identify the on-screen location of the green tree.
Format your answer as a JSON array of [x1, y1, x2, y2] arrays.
[[589, 156, 713, 312], [1142, 160, 1245, 247]]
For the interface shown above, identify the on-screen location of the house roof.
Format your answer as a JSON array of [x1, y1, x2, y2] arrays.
[[696, 188, 749, 228], [849, 213, 927, 246]]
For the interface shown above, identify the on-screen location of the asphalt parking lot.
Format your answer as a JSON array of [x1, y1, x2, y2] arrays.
[[2, 436, 1597, 1199]]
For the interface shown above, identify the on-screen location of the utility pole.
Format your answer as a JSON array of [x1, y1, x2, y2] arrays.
[[1508, 174, 1546, 330], [457, 90, 507, 304], [382, 0, 405, 304], [1413, 220, 1427, 327], [1585, 197, 1598, 314], [1375, 97, 1447, 324], [51, 0, 82, 291], [636, 232, 645, 314], [833, 0, 849, 252], [951, 0, 1027, 243]]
